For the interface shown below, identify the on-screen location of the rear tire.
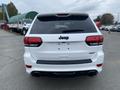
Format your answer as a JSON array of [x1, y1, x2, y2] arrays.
[[21, 29, 27, 35]]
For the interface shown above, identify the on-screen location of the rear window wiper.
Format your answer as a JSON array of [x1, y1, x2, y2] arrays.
[[62, 29, 84, 33]]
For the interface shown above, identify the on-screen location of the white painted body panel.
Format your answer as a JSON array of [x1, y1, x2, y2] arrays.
[[24, 13, 104, 74]]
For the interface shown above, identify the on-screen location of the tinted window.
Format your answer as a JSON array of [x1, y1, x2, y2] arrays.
[[30, 15, 97, 34]]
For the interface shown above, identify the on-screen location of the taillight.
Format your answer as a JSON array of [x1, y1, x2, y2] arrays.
[[24, 37, 42, 47], [85, 35, 104, 46]]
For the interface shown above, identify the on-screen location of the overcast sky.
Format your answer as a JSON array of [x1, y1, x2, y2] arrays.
[[0, 0, 120, 18]]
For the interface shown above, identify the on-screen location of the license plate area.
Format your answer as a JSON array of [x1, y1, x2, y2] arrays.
[[53, 72, 76, 75], [57, 42, 71, 50]]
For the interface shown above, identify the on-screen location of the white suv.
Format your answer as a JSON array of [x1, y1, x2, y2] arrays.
[[24, 13, 104, 77]]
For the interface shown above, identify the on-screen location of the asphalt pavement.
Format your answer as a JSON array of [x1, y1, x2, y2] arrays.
[[0, 29, 120, 90]]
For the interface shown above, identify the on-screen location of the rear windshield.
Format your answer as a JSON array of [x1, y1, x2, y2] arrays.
[[30, 15, 97, 34]]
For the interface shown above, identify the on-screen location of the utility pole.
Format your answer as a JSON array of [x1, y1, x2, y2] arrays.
[[2, 4, 5, 20], [2, 4, 9, 21], [118, 13, 119, 23]]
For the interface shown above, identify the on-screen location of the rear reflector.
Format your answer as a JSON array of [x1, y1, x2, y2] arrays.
[[85, 35, 104, 46], [96, 64, 103, 67], [24, 37, 42, 47], [25, 65, 32, 68]]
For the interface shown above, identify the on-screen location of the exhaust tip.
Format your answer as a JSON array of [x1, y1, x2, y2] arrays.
[[88, 70, 98, 77], [31, 71, 40, 77]]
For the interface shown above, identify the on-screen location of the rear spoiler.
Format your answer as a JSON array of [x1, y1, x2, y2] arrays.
[[37, 13, 89, 21]]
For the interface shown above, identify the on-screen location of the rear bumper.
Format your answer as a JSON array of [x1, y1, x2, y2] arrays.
[[31, 70, 98, 76], [25, 63, 103, 74], [24, 51, 104, 74]]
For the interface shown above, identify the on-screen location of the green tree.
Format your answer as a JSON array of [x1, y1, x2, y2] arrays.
[[7, 2, 18, 17], [94, 15, 101, 22], [101, 13, 114, 25], [0, 12, 3, 20]]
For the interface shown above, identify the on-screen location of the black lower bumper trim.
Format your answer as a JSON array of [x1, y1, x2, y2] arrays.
[[36, 59, 92, 65], [31, 70, 98, 77]]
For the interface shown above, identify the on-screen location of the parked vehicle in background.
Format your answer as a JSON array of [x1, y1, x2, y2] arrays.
[[24, 13, 104, 77], [2, 4, 38, 35], [100, 25, 114, 32], [8, 19, 32, 35], [0, 23, 9, 30], [0, 20, 7, 29], [100, 25, 106, 30], [116, 26, 120, 32], [95, 21, 101, 29], [7, 11, 38, 35], [21, 19, 32, 35], [0, 23, 3, 29], [105, 25, 113, 31], [111, 25, 120, 32]]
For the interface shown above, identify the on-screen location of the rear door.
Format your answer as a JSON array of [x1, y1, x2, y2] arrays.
[[26, 14, 103, 61]]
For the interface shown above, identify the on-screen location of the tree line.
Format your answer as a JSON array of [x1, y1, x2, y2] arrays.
[[0, 2, 18, 20], [0, 2, 115, 26], [94, 13, 114, 25]]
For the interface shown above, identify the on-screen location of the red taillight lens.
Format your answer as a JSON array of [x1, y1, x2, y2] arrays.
[[85, 35, 104, 46], [24, 37, 42, 47]]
